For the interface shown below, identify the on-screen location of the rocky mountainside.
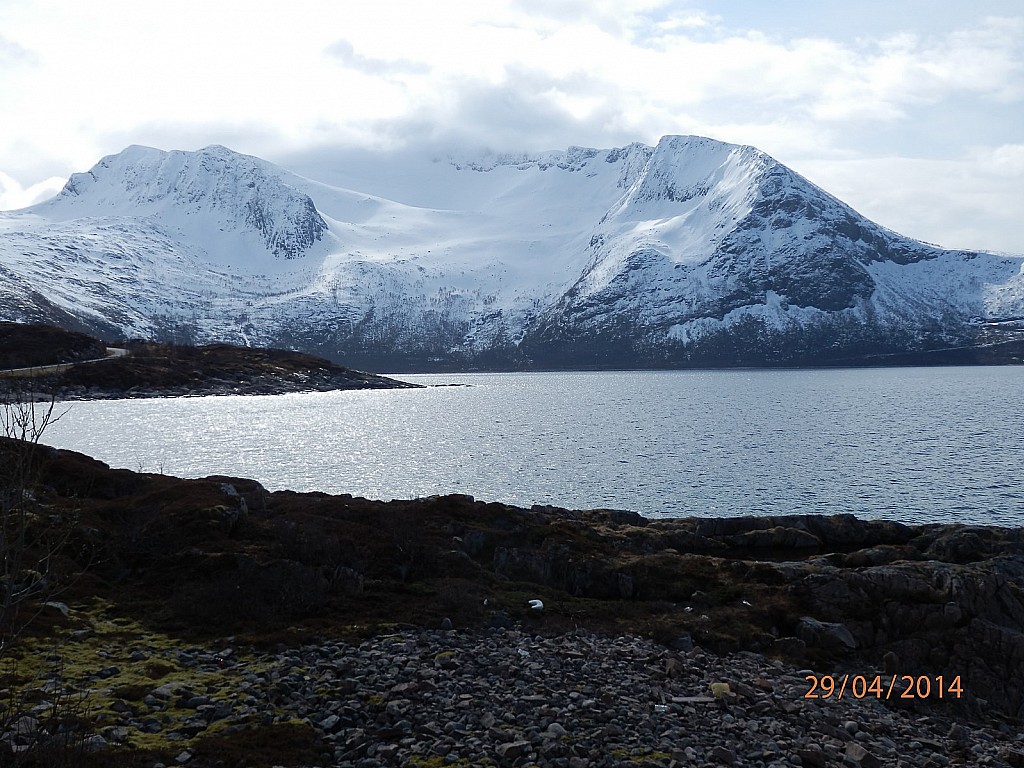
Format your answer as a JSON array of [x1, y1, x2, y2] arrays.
[[1, 137, 1022, 370]]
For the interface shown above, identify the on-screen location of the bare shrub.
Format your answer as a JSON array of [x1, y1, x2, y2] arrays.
[[1, 385, 94, 765], [1, 387, 69, 658]]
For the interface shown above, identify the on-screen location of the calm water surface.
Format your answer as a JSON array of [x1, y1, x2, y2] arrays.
[[43, 367, 1023, 526]]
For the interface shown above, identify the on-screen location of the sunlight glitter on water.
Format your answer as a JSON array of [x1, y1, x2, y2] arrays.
[[44, 367, 1024, 527]]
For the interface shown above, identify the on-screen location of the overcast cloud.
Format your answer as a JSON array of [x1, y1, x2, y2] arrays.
[[0, 0, 1021, 252]]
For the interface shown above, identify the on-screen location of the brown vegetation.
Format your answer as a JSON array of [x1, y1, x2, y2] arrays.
[[0, 323, 106, 370]]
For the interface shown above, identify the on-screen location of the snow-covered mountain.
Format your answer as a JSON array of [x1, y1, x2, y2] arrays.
[[1, 136, 1022, 369]]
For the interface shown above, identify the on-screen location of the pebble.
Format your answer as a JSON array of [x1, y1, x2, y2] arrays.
[[4, 628, 1022, 767]]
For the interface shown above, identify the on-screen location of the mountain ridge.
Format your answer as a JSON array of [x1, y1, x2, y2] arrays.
[[1, 135, 1022, 370]]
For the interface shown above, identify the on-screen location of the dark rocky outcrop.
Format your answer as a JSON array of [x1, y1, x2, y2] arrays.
[[0, 321, 106, 369], [0, 327, 417, 399]]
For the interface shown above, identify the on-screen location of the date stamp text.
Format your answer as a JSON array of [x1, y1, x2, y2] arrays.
[[803, 674, 963, 700]]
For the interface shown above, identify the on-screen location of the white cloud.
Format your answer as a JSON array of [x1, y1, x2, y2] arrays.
[[0, 171, 66, 211], [794, 149, 1024, 254], [324, 40, 430, 76], [0, 33, 35, 67], [975, 143, 1024, 176]]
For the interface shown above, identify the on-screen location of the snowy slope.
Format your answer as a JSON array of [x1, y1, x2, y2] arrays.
[[41, 144, 328, 264], [1, 136, 1022, 369]]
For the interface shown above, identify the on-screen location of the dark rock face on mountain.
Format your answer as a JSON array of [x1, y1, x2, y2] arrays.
[[1, 137, 1022, 369], [245, 193, 326, 259], [9, 441, 1023, 723]]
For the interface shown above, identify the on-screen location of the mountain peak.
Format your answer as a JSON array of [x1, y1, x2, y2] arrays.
[[609, 133, 771, 219], [41, 144, 327, 261], [197, 143, 240, 155]]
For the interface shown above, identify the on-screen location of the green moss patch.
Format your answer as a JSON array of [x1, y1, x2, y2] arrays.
[[188, 720, 324, 768]]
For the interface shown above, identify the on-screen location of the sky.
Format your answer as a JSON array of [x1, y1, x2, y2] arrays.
[[1, 0, 1021, 253]]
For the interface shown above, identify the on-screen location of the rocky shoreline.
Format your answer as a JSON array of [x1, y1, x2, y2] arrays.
[[1, 441, 1023, 766], [33, 363, 417, 401]]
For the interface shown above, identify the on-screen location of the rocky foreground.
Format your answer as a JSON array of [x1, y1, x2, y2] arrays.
[[8, 623, 1024, 768], [1, 440, 1023, 766]]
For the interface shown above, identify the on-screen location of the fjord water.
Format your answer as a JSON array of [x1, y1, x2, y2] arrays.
[[45, 367, 1022, 526]]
